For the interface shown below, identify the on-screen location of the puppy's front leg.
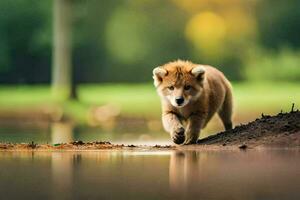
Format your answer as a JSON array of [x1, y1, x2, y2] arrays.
[[184, 114, 203, 144], [162, 112, 185, 144]]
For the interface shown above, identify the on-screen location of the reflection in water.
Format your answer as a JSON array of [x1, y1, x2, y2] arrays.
[[51, 152, 75, 200], [169, 151, 203, 197], [0, 150, 299, 200], [168, 150, 300, 200]]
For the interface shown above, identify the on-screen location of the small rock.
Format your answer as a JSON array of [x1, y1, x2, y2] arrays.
[[239, 144, 248, 150], [95, 141, 111, 145], [72, 141, 84, 145], [28, 141, 37, 149]]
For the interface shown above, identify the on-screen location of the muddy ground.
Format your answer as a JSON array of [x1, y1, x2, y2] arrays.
[[0, 110, 299, 151], [198, 110, 300, 148], [0, 141, 175, 151]]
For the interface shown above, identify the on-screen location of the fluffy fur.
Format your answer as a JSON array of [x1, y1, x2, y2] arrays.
[[153, 60, 233, 144]]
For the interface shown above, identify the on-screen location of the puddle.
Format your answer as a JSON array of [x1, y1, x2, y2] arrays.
[[0, 149, 299, 200], [0, 122, 299, 199]]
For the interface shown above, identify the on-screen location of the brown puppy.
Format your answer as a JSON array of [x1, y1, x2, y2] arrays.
[[153, 60, 233, 144]]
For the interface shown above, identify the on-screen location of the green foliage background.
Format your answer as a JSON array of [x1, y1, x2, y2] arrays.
[[0, 0, 300, 83]]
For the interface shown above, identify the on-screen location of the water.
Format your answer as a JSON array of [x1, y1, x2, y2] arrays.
[[0, 150, 299, 200], [0, 124, 300, 199]]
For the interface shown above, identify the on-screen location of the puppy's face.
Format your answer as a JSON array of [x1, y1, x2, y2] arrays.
[[153, 61, 205, 108]]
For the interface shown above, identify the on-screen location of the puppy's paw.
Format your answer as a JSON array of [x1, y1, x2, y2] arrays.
[[171, 127, 185, 145], [184, 137, 198, 145]]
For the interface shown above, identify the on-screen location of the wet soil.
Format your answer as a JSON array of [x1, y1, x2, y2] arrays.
[[0, 141, 175, 151], [0, 110, 299, 151], [198, 110, 300, 148]]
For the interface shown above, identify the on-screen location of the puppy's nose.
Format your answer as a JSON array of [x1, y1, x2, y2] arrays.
[[175, 97, 184, 105]]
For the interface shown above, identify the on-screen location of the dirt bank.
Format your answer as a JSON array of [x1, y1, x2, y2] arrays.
[[198, 110, 300, 148], [0, 141, 175, 151], [0, 110, 299, 151]]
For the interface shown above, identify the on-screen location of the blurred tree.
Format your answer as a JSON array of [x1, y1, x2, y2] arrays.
[[52, 0, 76, 99], [175, 0, 257, 80], [101, 0, 189, 82], [245, 47, 300, 82], [70, 0, 189, 83], [71, 0, 119, 83], [0, 0, 51, 84], [0, 0, 299, 84], [257, 0, 300, 50]]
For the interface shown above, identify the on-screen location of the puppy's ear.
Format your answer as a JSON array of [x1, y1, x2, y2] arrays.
[[191, 65, 205, 81], [153, 67, 167, 87]]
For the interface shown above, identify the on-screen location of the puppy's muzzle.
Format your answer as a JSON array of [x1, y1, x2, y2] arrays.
[[175, 97, 184, 106]]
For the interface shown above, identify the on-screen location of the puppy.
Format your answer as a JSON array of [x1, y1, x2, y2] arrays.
[[153, 60, 233, 144]]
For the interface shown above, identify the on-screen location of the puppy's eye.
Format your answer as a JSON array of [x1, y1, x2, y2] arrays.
[[184, 85, 191, 90], [168, 86, 174, 90]]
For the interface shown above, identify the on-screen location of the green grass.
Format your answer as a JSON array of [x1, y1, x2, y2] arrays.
[[79, 84, 161, 117], [0, 85, 52, 107], [0, 82, 299, 124], [233, 82, 300, 113]]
